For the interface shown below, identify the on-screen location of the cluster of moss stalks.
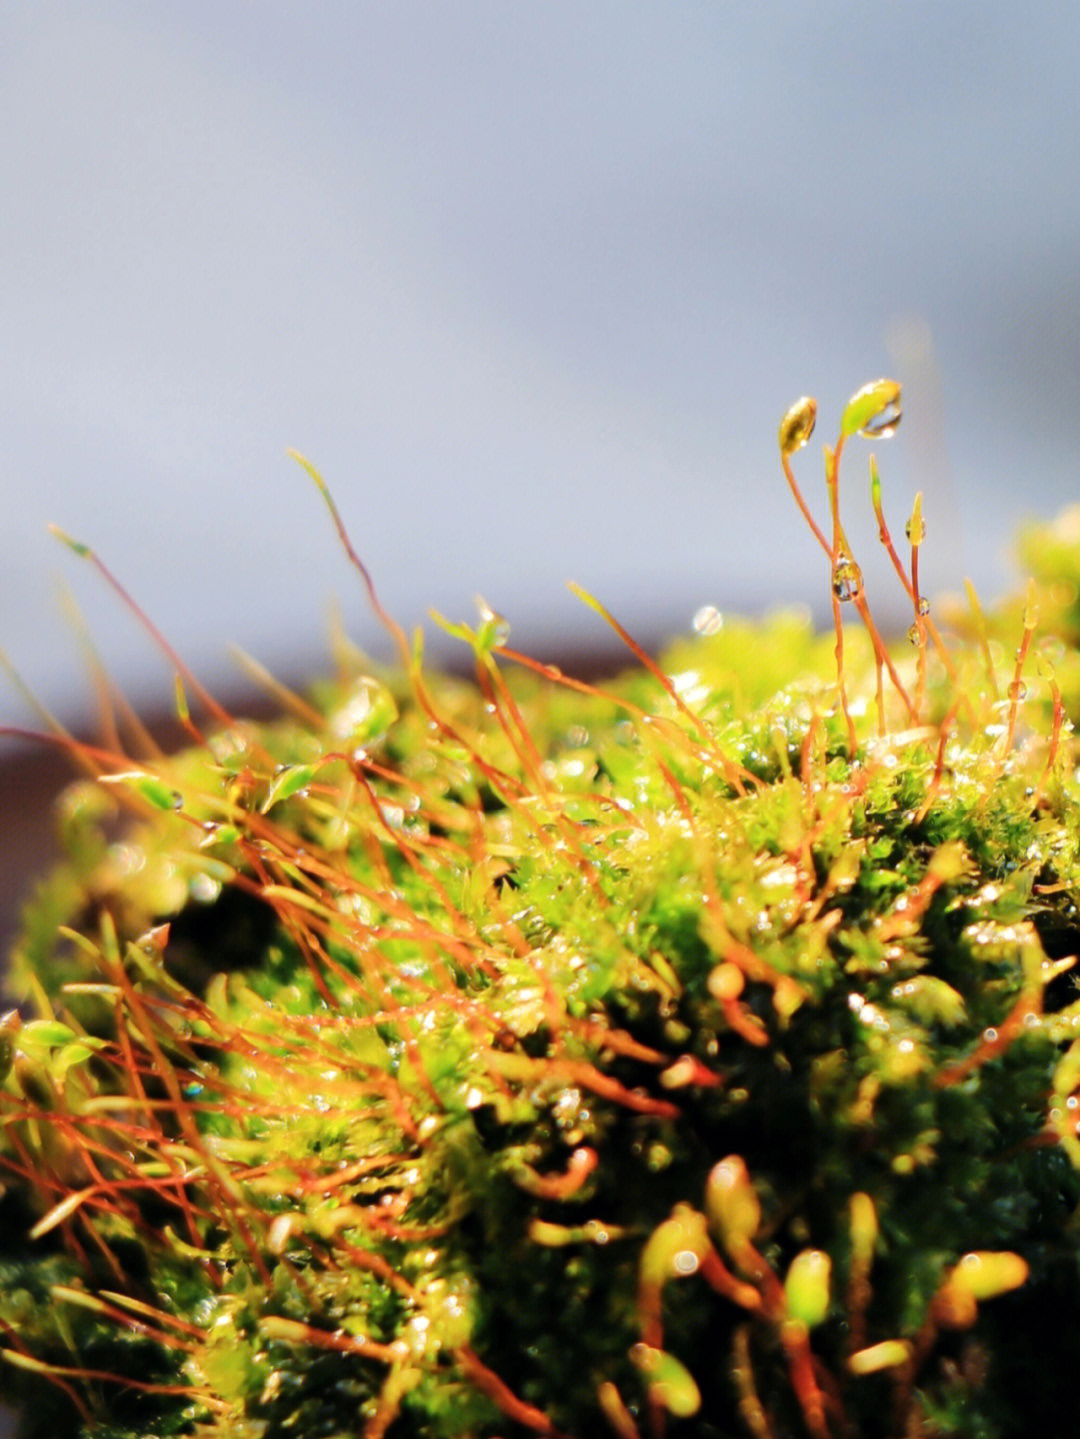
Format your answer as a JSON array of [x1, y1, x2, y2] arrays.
[[7, 385, 1080, 1439]]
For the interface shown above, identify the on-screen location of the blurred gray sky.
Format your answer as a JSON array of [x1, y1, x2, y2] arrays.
[[3, 2, 1080, 744]]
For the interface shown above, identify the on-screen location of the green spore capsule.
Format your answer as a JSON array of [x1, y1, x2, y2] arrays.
[[778, 395, 818, 456], [840, 378, 902, 439], [784, 1248, 832, 1328], [629, 1344, 702, 1418]]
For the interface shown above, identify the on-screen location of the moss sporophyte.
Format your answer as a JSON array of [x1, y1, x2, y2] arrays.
[[6, 384, 1080, 1437]]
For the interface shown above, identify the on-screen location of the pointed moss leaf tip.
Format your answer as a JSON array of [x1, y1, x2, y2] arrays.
[[48, 523, 92, 558], [261, 762, 318, 813], [778, 395, 818, 457], [840, 378, 902, 439], [428, 607, 475, 646], [98, 770, 184, 811], [905, 491, 926, 546], [566, 579, 605, 617], [287, 446, 330, 497], [174, 673, 191, 724]]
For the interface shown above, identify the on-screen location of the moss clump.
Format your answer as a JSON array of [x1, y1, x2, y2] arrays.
[[5, 387, 1080, 1437]]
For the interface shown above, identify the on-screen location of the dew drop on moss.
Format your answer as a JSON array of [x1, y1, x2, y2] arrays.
[[692, 604, 724, 635], [646, 1142, 674, 1172], [832, 554, 863, 603]]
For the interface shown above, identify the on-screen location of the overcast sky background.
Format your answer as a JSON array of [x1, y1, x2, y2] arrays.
[[3, 3, 1080, 748]]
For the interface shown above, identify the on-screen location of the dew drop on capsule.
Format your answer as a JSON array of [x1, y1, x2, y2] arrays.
[[905, 514, 926, 545], [832, 554, 863, 603], [778, 396, 817, 456]]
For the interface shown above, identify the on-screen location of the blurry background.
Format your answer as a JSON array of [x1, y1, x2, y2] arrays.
[[1, 3, 1079, 1428], [5, 3, 1080, 737]]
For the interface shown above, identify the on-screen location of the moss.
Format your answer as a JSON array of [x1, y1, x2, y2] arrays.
[[6, 388, 1080, 1436]]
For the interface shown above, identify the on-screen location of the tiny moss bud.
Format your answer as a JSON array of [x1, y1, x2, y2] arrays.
[[629, 1344, 702, 1418], [705, 1156, 761, 1256], [639, 1205, 709, 1288], [784, 1248, 831, 1328], [849, 1191, 878, 1265], [707, 962, 745, 1001], [847, 1339, 913, 1375], [948, 1251, 1029, 1302]]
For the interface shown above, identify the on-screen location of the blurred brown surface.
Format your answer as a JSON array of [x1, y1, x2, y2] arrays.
[[0, 743, 70, 989]]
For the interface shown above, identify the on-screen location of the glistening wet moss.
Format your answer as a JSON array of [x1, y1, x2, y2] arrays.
[[5, 388, 1080, 1437]]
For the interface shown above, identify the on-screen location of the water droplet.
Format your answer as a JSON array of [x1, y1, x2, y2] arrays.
[[832, 554, 863, 603], [190, 873, 221, 903], [841, 379, 902, 439], [904, 494, 926, 544], [1008, 680, 1027, 702], [918, 596, 931, 616], [692, 604, 723, 635], [907, 623, 925, 647]]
